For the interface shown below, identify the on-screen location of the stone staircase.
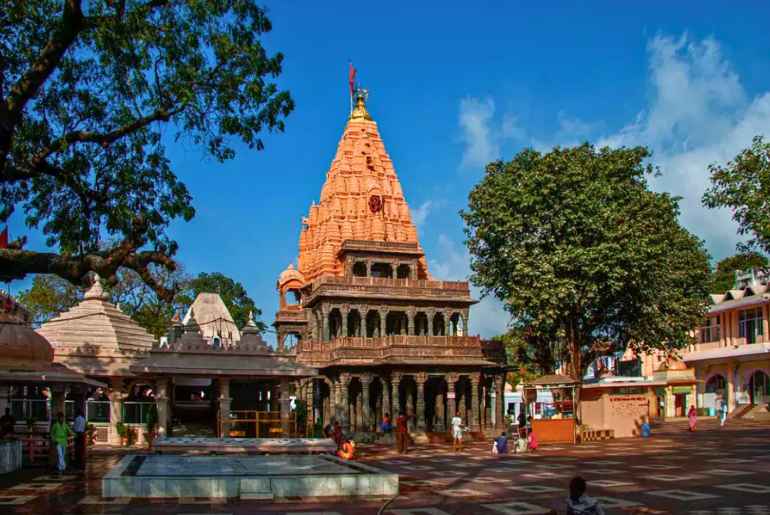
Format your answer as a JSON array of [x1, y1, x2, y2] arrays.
[[239, 478, 274, 501], [739, 403, 770, 421]]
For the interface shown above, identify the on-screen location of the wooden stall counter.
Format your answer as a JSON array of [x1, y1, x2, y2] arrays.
[[532, 418, 576, 444]]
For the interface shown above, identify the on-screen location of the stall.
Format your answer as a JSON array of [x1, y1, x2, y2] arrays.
[[524, 374, 578, 445]]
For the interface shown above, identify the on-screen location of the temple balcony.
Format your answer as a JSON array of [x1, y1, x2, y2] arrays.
[[303, 276, 474, 305], [295, 335, 505, 367], [275, 304, 308, 323]]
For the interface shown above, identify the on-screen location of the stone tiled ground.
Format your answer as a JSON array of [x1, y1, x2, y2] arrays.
[[1, 419, 769, 514]]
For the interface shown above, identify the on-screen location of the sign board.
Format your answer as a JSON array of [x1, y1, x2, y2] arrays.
[[446, 392, 456, 400], [671, 386, 692, 394], [736, 391, 751, 405]]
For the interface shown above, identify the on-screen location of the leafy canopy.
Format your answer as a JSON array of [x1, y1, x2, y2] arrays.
[[0, 1, 292, 298], [462, 145, 710, 378], [703, 136, 770, 255], [18, 269, 266, 337]]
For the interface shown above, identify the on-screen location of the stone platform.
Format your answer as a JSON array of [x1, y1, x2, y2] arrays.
[[152, 436, 337, 454], [102, 454, 398, 499]]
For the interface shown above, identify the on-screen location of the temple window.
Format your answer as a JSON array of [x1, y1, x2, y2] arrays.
[[287, 288, 302, 304], [365, 310, 381, 337], [352, 261, 367, 277], [385, 311, 408, 336], [347, 309, 362, 337], [432, 312, 446, 336], [414, 312, 429, 335], [283, 332, 301, 351], [396, 264, 411, 279], [371, 262, 393, 278], [328, 308, 343, 339], [450, 313, 464, 336], [738, 307, 763, 343]]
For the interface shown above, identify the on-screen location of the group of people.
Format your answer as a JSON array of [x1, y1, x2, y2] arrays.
[[0, 408, 88, 473]]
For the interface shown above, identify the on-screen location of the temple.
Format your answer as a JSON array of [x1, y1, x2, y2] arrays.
[[275, 90, 507, 435]]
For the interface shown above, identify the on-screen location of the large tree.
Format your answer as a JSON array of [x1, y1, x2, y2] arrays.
[[0, 1, 293, 298], [704, 136, 770, 255], [462, 145, 711, 379], [17, 274, 81, 326], [708, 251, 768, 294]]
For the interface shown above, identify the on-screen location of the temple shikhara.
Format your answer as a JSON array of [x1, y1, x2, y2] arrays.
[[0, 91, 507, 449], [276, 91, 507, 434]]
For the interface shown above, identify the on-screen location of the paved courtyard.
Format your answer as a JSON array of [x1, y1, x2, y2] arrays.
[[1, 419, 769, 514]]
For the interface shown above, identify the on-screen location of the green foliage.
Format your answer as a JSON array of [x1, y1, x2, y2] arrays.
[[115, 421, 127, 437], [16, 268, 265, 336], [0, 0, 293, 295], [17, 274, 81, 326], [145, 403, 158, 433], [493, 328, 558, 386], [178, 272, 265, 331], [704, 136, 770, 255], [708, 252, 768, 294], [462, 144, 711, 378]]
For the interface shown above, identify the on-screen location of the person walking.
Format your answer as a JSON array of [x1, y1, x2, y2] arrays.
[[451, 411, 464, 452], [73, 409, 87, 469], [687, 405, 697, 432], [719, 397, 728, 428], [494, 431, 508, 456], [395, 412, 410, 454], [51, 412, 73, 474]]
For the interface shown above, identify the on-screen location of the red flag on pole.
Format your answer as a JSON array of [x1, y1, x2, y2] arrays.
[[0, 227, 7, 249], [348, 62, 357, 97]]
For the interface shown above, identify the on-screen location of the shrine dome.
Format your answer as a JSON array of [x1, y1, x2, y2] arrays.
[[278, 264, 305, 288], [0, 293, 54, 369]]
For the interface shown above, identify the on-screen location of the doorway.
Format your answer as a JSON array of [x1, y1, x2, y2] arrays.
[[750, 370, 770, 405]]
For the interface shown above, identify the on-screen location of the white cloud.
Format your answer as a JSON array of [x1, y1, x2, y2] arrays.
[[410, 201, 433, 228], [429, 234, 510, 338], [459, 97, 499, 169], [597, 34, 770, 259]]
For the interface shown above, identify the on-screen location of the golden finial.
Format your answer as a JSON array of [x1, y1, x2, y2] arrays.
[[350, 88, 372, 120]]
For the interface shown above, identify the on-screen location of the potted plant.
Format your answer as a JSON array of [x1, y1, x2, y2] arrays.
[[144, 405, 158, 448], [115, 422, 128, 446]]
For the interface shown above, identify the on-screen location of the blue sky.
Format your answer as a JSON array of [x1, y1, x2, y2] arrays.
[[8, 2, 770, 341]]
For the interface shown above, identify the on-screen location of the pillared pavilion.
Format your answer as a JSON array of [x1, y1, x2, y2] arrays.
[[275, 91, 506, 434]]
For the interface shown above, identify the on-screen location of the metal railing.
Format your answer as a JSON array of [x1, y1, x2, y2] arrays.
[[219, 410, 298, 438], [122, 401, 155, 424]]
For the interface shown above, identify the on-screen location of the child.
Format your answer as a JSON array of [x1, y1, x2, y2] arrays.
[[527, 428, 538, 451], [640, 417, 651, 438], [566, 476, 605, 515], [495, 431, 508, 455]]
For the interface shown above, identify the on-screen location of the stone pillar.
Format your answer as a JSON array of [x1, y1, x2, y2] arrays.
[[727, 362, 736, 413], [470, 374, 480, 431], [391, 374, 401, 416], [341, 306, 349, 338], [338, 374, 351, 431], [108, 378, 124, 445], [361, 374, 373, 431], [322, 307, 330, 341], [416, 373, 427, 431], [445, 313, 452, 336], [382, 378, 392, 419], [446, 374, 457, 424], [378, 309, 387, 337], [495, 375, 506, 430], [280, 378, 291, 435], [463, 309, 470, 336], [427, 311, 434, 336], [407, 309, 415, 336], [155, 378, 171, 438], [218, 377, 231, 438]]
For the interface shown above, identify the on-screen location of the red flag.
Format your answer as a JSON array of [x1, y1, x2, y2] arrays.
[[348, 62, 356, 97], [0, 227, 7, 249]]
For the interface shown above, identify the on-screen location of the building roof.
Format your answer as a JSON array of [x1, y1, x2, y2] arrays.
[[295, 93, 428, 283], [37, 277, 155, 376], [683, 342, 770, 363], [0, 292, 104, 387], [526, 374, 580, 387], [707, 293, 769, 315], [182, 292, 241, 342]]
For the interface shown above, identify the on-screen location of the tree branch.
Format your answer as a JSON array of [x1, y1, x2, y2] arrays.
[[0, 247, 177, 302]]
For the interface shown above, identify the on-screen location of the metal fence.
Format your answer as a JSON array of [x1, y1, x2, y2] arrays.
[[122, 401, 155, 424]]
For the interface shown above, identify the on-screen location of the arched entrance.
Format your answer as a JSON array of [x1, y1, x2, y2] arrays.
[[750, 370, 770, 405], [705, 374, 726, 394]]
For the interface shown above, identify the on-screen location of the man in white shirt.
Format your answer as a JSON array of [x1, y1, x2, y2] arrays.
[[73, 410, 87, 469], [451, 411, 464, 452]]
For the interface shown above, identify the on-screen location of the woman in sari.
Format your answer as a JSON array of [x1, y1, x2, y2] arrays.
[[687, 405, 697, 432]]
